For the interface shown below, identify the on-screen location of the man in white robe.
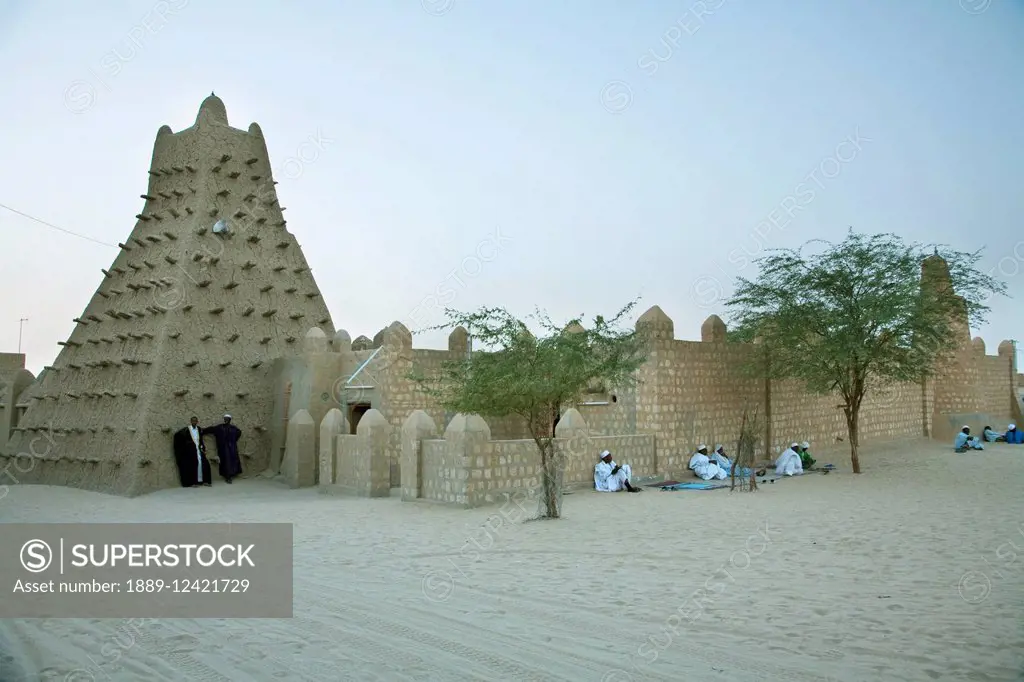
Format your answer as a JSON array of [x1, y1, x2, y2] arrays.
[[594, 450, 640, 492], [188, 418, 208, 485], [711, 445, 734, 473], [775, 442, 804, 476], [689, 445, 728, 480], [172, 416, 211, 487], [954, 426, 984, 452]]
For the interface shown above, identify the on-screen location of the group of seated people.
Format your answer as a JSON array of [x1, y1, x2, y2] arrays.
[[593, 440, 820, 492], [688, 441, 815, 480], [596, 421, 1024, 491], [955, 423, 1023, 452]]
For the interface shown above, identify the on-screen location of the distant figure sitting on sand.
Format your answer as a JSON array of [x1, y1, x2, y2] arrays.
[[1005, 423, 1023, 444], [798, 441, 815, 469], [689, 445, 728, 480], [983, 425, 1006, 442], [714, 444, 756, 478], [710, 444, 733, 474], [595, 450, 641, 492], [775, 443, 804, 476], [954, 426, 984, 452]]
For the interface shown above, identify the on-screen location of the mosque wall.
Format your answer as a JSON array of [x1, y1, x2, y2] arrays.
[[0, 96, 334, 496], [402, 409, 656, 508]]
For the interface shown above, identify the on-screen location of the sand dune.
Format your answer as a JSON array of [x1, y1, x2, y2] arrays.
[[1, 438, 1022, 681]]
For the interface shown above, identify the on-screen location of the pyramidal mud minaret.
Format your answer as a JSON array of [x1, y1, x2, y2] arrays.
[[3, 94, 334, 495]]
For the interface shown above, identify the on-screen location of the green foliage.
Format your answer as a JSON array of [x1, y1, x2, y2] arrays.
[[410, 299, 649, 432], [727, 230, 1005, 393], [725, 230, 1007, 471], [408, 299, 650, 518]]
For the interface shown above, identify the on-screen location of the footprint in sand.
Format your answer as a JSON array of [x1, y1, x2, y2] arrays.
[[242, 641, 269, 660], [269, 639, 306, 656], [163, 633, 202, 654]]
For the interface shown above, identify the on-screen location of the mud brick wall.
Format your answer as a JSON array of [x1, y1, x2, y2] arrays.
[[573, 434, 656, 482], [769, 378, 923, 458], [463, 439, 543, 507], [420, 439, 466, 505], [2, 95, 334, 496]]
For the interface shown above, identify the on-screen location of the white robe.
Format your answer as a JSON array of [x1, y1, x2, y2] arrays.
[[711, 452, 733, 475], [689, 452, 727, 480], [189, 425, 204, 483], [595, 460, 632, 492], [954, 432, 983, 450], [775, 447, 803, 476]]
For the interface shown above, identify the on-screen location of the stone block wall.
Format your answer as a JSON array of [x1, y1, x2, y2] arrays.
[[0, 353, 25, 376], [631, 306, 1016, 474], [326, 407, 391, 497], [419, 439, 464, 505], [403, 409, 657, 508]]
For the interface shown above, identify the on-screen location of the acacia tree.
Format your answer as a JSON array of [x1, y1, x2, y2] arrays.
[[726, 230, 1006, 473], [409, 300, 649, 518]]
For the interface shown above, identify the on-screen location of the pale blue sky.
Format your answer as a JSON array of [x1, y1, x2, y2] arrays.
[[1, 0, 1021, 375]]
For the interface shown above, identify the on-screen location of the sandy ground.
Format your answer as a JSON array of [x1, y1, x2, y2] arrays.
[[0, 438, 1022, 682]]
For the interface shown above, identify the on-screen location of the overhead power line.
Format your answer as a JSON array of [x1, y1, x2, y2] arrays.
[[0, 200, 116, 245]]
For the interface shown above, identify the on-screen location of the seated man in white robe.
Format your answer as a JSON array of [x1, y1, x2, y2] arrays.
[[954, 426, 984, 452], [689, 444, 728, 480], [594, 450, 641, 492], [983, 425, 1003, 442], [1005, 423, 1023, 445], [775, 442, 804, 476], [710, 444, 733, 474]]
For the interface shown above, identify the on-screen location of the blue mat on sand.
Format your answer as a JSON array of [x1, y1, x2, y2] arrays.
[[661, 482, 729, 490]]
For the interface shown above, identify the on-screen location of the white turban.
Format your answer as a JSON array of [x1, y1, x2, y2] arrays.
[[714, 444, 723, 452], [698, 444, 707, 451], [963, 425, 970, 429], [1010, 424, 1016, 430], [224, 414, 232, 419], [801, 441, 810, 449], [599, 450, 610, 459], [790, 442, 798, 448]]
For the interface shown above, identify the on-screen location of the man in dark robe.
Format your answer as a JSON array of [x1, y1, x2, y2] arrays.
[[172, 416, 212, 487], [204, 414, 243, 483]]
